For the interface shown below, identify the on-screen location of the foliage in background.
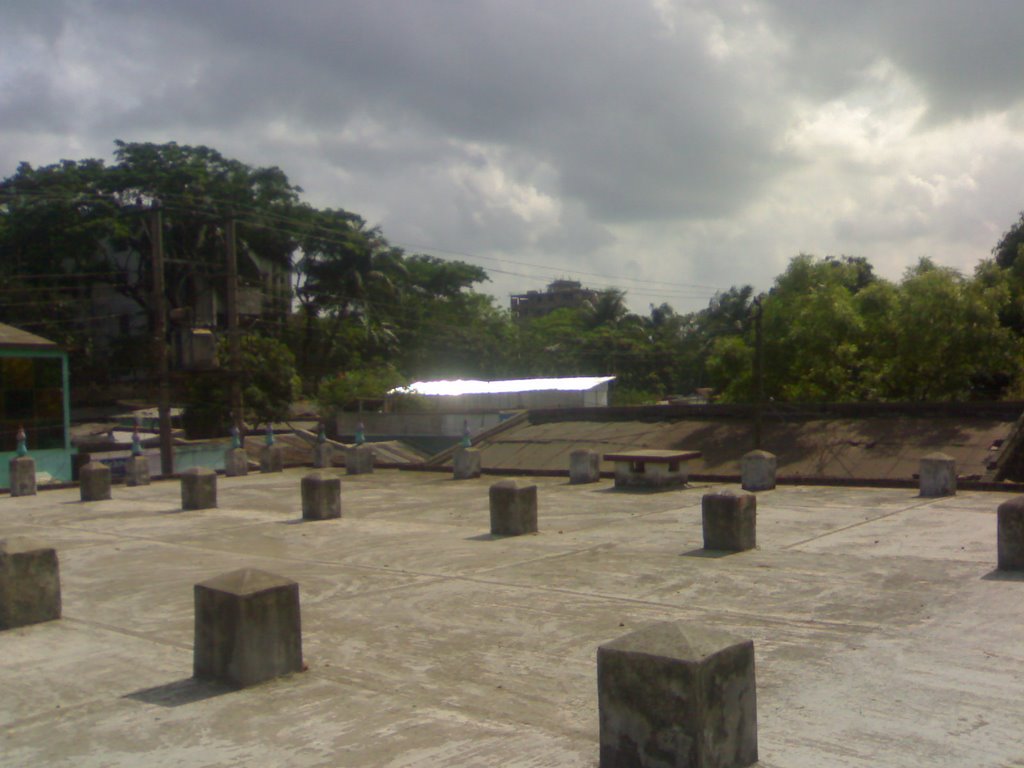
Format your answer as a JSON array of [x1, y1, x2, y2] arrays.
[[316, 364, 408, 413], [7, 141, 1024, 409], [182, 334, 300, 437]]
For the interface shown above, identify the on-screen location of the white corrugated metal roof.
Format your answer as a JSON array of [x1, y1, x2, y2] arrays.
[[392, 376, 615, 397]]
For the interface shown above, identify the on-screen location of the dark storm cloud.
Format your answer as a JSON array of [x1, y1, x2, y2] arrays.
[[29, 1, 792, 223], [765, 0, 1024, 120], [3, 1, 1024, 311]]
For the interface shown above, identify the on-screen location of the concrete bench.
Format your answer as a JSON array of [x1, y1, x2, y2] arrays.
[[603, 449, 701, 490]]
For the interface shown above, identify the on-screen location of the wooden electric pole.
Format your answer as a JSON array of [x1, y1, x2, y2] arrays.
[[150, 206, 174, 476], [753, 295, 764, 450], [225, 218, 243, 433]]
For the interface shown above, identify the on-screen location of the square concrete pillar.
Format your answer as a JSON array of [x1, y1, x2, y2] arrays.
[[997, 496, 1024, 570], [9, 455, 37, 497], [224, 448, 249, 477], [741, 450, 776, 492], [345, 445, 374, 475], [702, 490, 757, 552], [260, 445, 284, 473], [301, 472, 341, 520], [125, 455, 150, 487], [598, 622, 757, 768], [79, 461, 111, 501], [193, 568, 303, 687], [454, 447, 481, 480], [570, 450, 601, 485], [312, 443, 333, 469], [0, 538, 61, 630], [920, 452, 956, 497], [489, 480, 538, 536], [181, 467, 217, 511]]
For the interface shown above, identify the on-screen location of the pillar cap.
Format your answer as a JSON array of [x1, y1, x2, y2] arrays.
[[181, 466, 216, 477], [599, 620, 750, 662], [196, 568, 296, 596], [0, 537, 51, 556]]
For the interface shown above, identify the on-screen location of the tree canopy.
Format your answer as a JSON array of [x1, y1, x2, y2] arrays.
[[5, 141, 1024, 415]]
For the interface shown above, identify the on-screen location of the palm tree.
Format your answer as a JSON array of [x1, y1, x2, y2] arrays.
[[582, 288, 630, 329]]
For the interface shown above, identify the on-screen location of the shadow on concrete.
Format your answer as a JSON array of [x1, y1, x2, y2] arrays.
[[595, 485, 685, 495], [680, 548, 734, 559], [981, 568, 1024, 582], [124, 677, 235, 708]]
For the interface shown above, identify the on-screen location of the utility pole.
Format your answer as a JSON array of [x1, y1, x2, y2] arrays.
[[753, 295, 764, 450], [225, 218, 243, 434], [150, 206, 174, 476]]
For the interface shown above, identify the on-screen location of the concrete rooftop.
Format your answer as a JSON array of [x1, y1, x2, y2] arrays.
[[2, 468, 1024, 767]]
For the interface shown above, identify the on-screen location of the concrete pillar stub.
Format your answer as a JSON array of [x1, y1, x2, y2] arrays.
[[598, 621, 758, 768], [125, 455, 150, 487], [224, 448, 249, 477], [0, 538, 62, 630], [9, 455, 37, 497], [260, 444, 284, 473], [453, 447, 482, 480], [741, 450, 776, 492], [997, 496, 1024, 570], [489, 480, 538, 535], [79, 461, 111, 501], [301, 472, 341, 520], [193, 568, 303, 687], [570, 450, 601, 484], [702, 490, 757, 552], [345, 445, 374, 475], [312, 443, 333, 469], [920, 452, 956, 497], [181, 467, 217, 511]]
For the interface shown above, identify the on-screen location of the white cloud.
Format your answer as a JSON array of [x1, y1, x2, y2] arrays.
[[3, 0, 1024, 313]]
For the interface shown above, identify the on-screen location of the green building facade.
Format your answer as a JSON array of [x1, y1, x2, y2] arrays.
[[0, 324, 73, 489]]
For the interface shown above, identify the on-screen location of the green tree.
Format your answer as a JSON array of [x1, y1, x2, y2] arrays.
[[0, 142, 304, 386], [864, 259, 1021, 401], [729, 254, 872, 402], [581, 288, 631, 329], [183, 334, 300, 436], [316, 363, 408, 413], [706, 335, 754, 400], [993, 211, 1024, 269]]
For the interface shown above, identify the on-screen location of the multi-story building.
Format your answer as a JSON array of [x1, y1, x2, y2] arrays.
[[509, 279, 598, 320]]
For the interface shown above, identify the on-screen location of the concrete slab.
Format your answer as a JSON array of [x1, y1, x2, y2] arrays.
[[1, 469, 1022, 766]]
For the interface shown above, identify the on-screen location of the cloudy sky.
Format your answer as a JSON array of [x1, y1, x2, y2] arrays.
[[3, 1, 1024, 313]]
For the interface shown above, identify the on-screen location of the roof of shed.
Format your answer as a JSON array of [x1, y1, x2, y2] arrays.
[[0, 322, 59, 351], [394, 376, 615, 397]]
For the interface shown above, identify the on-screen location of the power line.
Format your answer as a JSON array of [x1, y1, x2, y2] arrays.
[[3, 185, 729, 302]]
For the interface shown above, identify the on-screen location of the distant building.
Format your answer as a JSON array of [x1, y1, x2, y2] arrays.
[[87, 242, 291, 375], [510, 279, 599, 319]]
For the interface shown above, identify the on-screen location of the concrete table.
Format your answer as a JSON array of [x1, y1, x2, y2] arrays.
[[603, 449, 701, 490]]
